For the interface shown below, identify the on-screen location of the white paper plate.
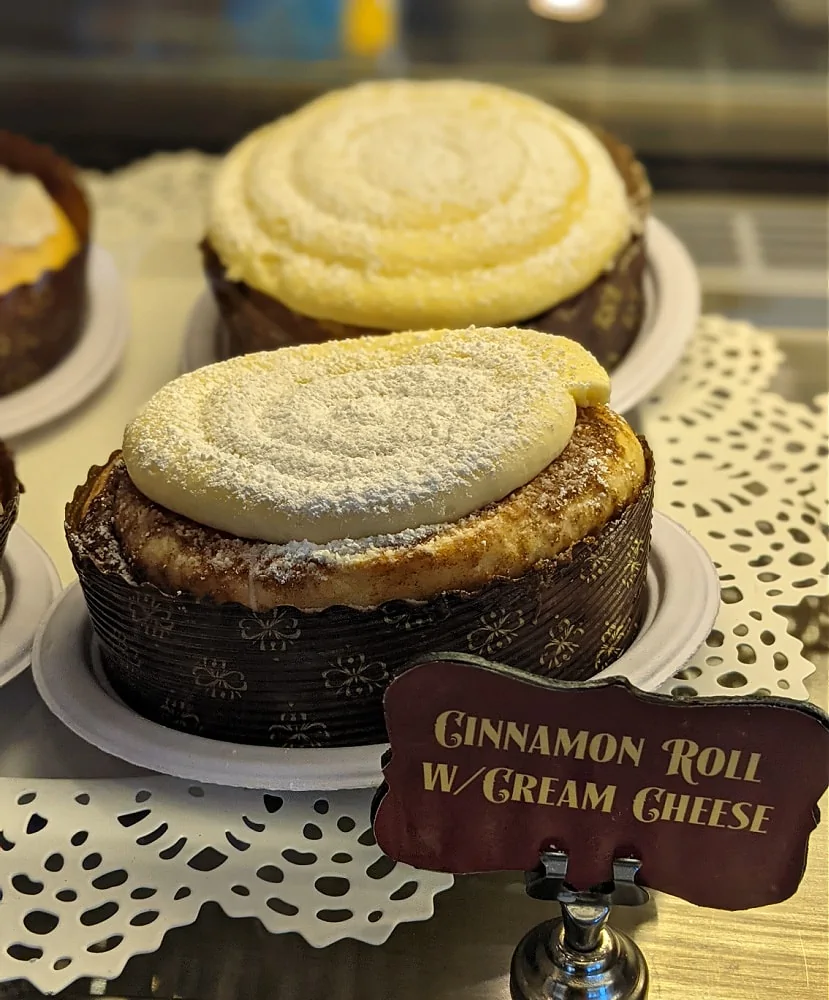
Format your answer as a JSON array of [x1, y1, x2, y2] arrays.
[[610, 217, 700, 413], [179, 217, 699, 414], [0, 527, 61, 687], [0, 245, 130, 439], [32, 512, 718, 791]]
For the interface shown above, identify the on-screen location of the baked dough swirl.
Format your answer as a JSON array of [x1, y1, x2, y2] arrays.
[[207, 80, 633, 330], [123, 327, 609, 544]]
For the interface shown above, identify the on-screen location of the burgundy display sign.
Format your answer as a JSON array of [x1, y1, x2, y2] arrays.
[[372, 654, 829, 911]]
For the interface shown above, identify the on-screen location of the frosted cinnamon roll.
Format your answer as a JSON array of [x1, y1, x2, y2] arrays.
[[203, 80, 650, 369], [66, 328, 653, 747]]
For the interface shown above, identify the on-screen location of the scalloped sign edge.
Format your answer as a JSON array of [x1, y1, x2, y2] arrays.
[[372, 653, 829, 911]]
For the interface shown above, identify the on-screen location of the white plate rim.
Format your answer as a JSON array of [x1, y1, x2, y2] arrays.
[[594, 513, 720, 687], [31, 511, 719, 791], [0, 245, 130, 439], [179, 216, 700, 414], [610, 216, 700, 414], [0, 526, 61, 687]]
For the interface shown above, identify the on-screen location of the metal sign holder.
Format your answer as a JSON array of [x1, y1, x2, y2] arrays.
[[510, 851, 650, 1000]]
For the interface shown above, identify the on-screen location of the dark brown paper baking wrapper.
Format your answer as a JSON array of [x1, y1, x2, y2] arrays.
[[66, 451, 654, 749], [0, 131, 91, 397], [201, 131, 651, 372], [0, 441, 20, 563]]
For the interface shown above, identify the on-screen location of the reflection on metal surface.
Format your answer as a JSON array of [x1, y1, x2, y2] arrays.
[[512, 850, 648, 1000], [511, 918, 648, 1000], [529, 0, 606, 22]]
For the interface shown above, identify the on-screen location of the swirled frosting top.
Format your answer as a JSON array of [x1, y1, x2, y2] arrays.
[[122, 327, 610, 544], [207, 79, 633, 330]]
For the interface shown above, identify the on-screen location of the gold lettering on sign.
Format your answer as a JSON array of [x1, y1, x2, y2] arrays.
[[511, 772, 538, 803], [483, 768, 514, 804], [697, 747, 726, 778], [708, 797, 728, 829], [632, 787, 773, 833], [430, 711, 644, 765], [688, 796, 712, 826], [749, 804, 774, 834], [425, 711, 774, 837], [743, 753, 762, 784], [554, 728, 589, 759], [661, 791, 689, 823], [619, 736, 644, 767], [589, 733, 616, 763], [633, 787, 662, 823], [551, 728, 644, 765], [583, 782, 616, 813], [662, 739, 763, 786], [482, 769, 616, 811], [505, 722, 530, 753], [422, 762, 457, 792], [728, 802, 752, 831], [538, 776, 559, 805], [478, 718, 504, 749], [434, 711, 464, 749], [558, 780, 580, 809], [528, 726, 550, 755]]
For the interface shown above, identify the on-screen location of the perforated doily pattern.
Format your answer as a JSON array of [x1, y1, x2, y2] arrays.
[[641, 316, 827, 699], [0, 777, 452, 992]]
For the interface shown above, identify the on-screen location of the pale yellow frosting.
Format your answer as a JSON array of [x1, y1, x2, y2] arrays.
[[0, 168, 79, 295], [207, 80, 633, 329], [123, 327, 610, 544]]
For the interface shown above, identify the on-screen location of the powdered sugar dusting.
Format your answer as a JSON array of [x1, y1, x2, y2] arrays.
[[123, 327, 609, 546], [208, 79, 633, 329]]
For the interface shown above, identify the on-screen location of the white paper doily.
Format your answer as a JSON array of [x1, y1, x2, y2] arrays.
[[641, 315, 828, 700], [0, 776, 453, 991], [0, 246, 130, 440], [0, 528, 61, 688], [30, 513, 718, 792]]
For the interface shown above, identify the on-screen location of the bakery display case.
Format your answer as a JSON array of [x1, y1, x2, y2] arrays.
[[0, 0, 826, 171], [0, 2, 825, 998]]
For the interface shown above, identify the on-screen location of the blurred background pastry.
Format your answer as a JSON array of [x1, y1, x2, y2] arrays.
[[203, 80, 650, 370], [0, 440, 20, 562], [0, 131, 90, 397]]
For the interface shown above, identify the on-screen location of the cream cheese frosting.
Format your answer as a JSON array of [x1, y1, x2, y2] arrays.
[[123, 327, 610, 544], [207, 79, 633, 330]]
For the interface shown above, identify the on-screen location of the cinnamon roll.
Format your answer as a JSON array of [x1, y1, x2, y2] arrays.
[[67, 328, 653, 747], [203, 80, 649, 370]]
